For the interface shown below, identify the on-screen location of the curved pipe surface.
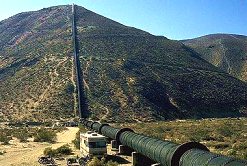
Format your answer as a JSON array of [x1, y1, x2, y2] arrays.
[[119, 131, 208, 166], [180, 149, 247, 166], [80, 119, 247, 166]]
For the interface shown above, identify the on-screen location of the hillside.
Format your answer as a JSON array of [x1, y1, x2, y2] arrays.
[[0, 5, 247, 122], [0, 5, 74, 121], [182, 34, 247, 82]]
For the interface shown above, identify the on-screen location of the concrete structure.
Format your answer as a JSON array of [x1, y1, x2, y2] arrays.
[[119, 145, 133, 155], [132, 152, 156, 166], [111, 140, 118, 151]]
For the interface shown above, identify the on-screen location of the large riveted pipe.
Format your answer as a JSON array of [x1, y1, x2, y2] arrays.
[[80, 119, 247, 166], [119, 131, 209, 166], [180, 149, 247, 166]]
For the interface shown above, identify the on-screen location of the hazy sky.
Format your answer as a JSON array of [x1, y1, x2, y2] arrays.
[[1, 0, 247, 40]]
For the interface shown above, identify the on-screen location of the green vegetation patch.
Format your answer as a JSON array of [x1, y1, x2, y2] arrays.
[[34, 127, 57, 143], [121, 118, 247, 160], [87, 157, 118, 166], [43, 144, 72, 157]]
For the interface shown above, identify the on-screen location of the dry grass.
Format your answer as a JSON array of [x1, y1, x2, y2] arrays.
[[120, 118, 247, 160]]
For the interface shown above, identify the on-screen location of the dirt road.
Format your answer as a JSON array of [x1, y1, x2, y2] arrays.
[[0, 127, 79, 166]]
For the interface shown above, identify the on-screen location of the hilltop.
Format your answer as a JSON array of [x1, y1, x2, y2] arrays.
[[0, 5, 247, 122], [182, 34, 247, 82]]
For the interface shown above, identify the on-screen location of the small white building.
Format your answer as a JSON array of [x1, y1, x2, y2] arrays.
[[80, 131, 107, 157]]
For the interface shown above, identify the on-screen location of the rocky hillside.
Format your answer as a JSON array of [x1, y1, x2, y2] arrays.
[[0, 5, 247, 122], [0, 6, 74, 121], [182, 34, 247, 82]]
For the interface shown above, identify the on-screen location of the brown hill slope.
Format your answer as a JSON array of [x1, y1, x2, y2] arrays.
[[0, 6, 247, 122], [74, 6, 247, 121], [0, 5, 74, 121], [182, 34, 247, 82]]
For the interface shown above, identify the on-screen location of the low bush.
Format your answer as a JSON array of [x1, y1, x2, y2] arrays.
[[44, 147, 56, 157], [187, 129, 211, 142], [0, 134, 11, 145], [43, 144, 72, 157], [121, 118, 247, 160], [56, 144, 72, 155], [34, 127, 56, 143], [72, 132, 80, 149], [216, 122, 234, 137], [87, 157, 118, 166], [87, 157, 102, 166], [214, 142, 230, 149], [13, 128, 29, 142]]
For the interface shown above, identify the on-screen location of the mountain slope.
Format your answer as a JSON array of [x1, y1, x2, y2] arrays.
[[182, 34, 247, 82], [0, 5, 74, 121], [0, 6, 247, 122], [74, 6, 247, 121]]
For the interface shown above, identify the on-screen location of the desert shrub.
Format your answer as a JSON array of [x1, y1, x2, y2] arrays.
[[34, 128, 56, 143], [214, 142, 230, 149], [13, 128, 29, 142], [43, 144, 72, 157], [243, 151, 247, 160], [122, 118, 247, 160], [87, 157, 102, 166], [235, 141, 247, 151], [44, 147, 56, 157], [216, 123, 234, 137], [0, 134, 11, 145], [72, 132, 80, 149], [104, 161, 118, 166], [212, 135, 224, 142], [87, 157, 118, 166], [187, 129, 210, 142], [17, 133, 28, 142], [56, 144, 72, 155], [227, 149, 237, 156]]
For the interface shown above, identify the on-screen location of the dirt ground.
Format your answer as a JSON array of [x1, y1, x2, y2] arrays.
[[0, 127, 132, 166], [0, 127, 80, 166]]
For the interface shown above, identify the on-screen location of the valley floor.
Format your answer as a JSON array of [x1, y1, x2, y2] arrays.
[[0, 118, 246, 165], [0, 126, 132, 166], [0, 127, 79, 166]]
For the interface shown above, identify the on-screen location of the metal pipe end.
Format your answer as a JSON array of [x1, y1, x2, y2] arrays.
[[98, 123, 110, 134], [85, 120, 93, 128], [171, 142, 209, 166], [116, 128, 134, 145], [91, 122, 99, 130]]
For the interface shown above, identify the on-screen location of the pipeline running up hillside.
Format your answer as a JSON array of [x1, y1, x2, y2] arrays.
[[81, 119, 247, 166], [72, 4, 247, 165], [72, 4, 88, 118]]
